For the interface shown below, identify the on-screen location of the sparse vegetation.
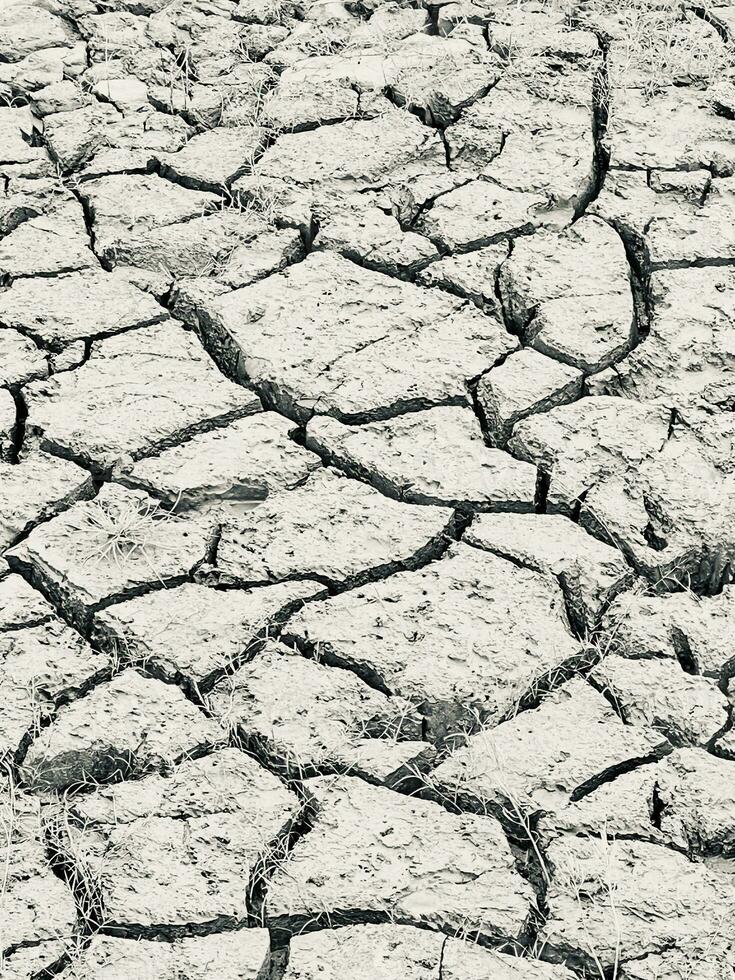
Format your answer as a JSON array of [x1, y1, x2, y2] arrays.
[[3, 0, 733, 971], [551, 829, 624, 980], [70, 494, 176, 571], [604, 1, 735, 94]]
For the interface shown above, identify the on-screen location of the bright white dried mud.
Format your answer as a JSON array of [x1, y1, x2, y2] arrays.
[[208, 638, 433, 785], [201, 251, 516, 422], [93, 579, 324, 691], [589, 655, 730, 748], [430, 678, 669, 822], [0, 267, 166, 350], [465, 512, 634, 632], [538, 747, 735, 858], [284, 924, 577, 980], [24, 320, 257, 474], [0, 329, 48, 387], [0, 573, 55, 631], [286, 542, 583, 739], [0, 387, 15, 461], [55, 932, 271, 980], [0, 450, 93, 550], [601, 586, 735, 682], [591, 268, 735, 411], [56, 749, 299, 935], [265, 774, 535, 944], [116, 411, 322, 514], [204, 467, 455, 590], [21, 668, 224, 791], [540, 835, 735, 974], [0, 779, 76, 956], [305, 406, 537, 510], [499, 216, 636, 373], [477, 349, 584, 447], [0, 610, 110, 760], [8, 483, 216, 631], [2, 0, 735, 972]]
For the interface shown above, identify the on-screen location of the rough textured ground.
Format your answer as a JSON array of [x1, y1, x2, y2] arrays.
[[2, 0, 735, 977]]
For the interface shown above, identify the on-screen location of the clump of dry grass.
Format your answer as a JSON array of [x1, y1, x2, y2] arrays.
[[71, 496, 169, 567], [67, 494, 183, 588], [551, 828, 624, 980], [506, 0, 735, 107], [604, 1, 735, 98], [221, 180, 288, 224]]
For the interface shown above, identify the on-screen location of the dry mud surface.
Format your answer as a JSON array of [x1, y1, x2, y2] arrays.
[[3, 0, 735, 976]]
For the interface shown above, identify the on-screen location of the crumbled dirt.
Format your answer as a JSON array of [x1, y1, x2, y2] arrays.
[[2, 0, 734, 972]]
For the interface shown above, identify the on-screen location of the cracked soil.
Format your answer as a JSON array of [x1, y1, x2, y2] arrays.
[[2, 0, 735, 977]]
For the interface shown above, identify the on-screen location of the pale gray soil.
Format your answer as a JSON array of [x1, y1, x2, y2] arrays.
[[2, 0, 735, 977]]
